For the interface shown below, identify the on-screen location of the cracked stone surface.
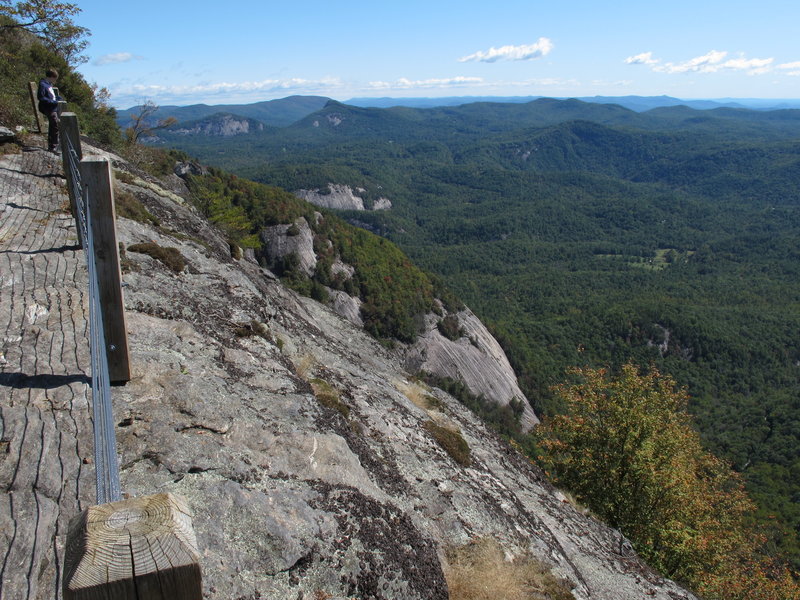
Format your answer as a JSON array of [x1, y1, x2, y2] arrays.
[[0, 142, 698, 600]]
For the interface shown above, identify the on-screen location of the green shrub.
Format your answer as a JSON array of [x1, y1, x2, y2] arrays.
[[437, 314, 464, 341], [310, 378, 350, 418], [423, 420, 471, 467], [127, 242, 186, 273], [114, 188, 159, 225]]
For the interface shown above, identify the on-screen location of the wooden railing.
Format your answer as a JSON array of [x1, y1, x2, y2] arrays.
[[58, 114, 203, 600]]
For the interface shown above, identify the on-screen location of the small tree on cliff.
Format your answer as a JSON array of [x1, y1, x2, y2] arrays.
[[0, 0, 89, 62], [537, 362, 799, 599], [124, 100, 177, 145]]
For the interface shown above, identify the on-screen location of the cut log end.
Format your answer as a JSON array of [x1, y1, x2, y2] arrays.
[[63, 493, 202, 600]]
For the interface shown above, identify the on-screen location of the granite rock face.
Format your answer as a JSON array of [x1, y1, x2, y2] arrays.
[[403, 310, 540, 429], [295, 184, 367, 211], [260, 217, 318, 276], [0, 141, 698, 600], [295, 183, 392, 211], [172, 114, 265, 136]]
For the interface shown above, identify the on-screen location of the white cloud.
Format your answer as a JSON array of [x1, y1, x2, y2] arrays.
[[624, 52, 659, 66], [778, 61, 800, 76], [368, 76, 483, 90], [93, 52, 144, 66], [720, 56, 774, 75], [111, 76, 346, 107], [458, 38, 554, 63], [627, 50, 775, 75], [654, 50, 728, 73]]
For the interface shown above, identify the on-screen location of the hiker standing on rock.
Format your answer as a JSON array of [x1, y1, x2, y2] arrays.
[[37, 68, 62, 153]]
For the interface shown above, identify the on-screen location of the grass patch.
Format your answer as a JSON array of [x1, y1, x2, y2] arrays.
[[114, 169, 135, 184], [127, 242, 186, 273], [397, 379, 448, 413], [294, 353, 315, 379], [114, 187, 160, 226], [0, 141, 21, 156], [445, 538, 575, 600], [423, 420, 471, 467], [310, 378, 350, 418]]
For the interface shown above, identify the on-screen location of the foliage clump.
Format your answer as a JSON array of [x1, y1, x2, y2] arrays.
[[422, 373, 526, 443], [185, 168, 441, 342], [437, 314, 464, 341], [114, 186, 160, 226], [444, 538, 575, 600], [0, 10, 119, 144], [127, 242, 185, 273], [310, 378, 350, 418], [536, 363, 800, 599], [423, 420, 471, 467]]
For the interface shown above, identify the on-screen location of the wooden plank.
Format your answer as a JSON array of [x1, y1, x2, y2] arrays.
[[79, 158, 131, 383], [28, 81, 43, 133], [60, 113, 83, 247], [60, 112, 82, 157], [63, 493, 203, 600]]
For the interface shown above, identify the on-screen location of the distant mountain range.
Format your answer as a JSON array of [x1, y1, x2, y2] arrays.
[[115, 95, 330, 128], [116, 94, 800, 131], [344, 95, 800, 112]]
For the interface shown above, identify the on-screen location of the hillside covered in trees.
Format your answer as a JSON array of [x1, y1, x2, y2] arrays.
[[2, 2, 799, 595], [155, 97, 800, 570]]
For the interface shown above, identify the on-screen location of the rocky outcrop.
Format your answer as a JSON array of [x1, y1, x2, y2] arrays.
[[326, 288, 363, 326], [403, 309, 539, 430], [296, 184, 366, 211], [295, 184, 392, 212], [0, 126, 15, 143], [372, 196, 392, 210], [260, 217, 317, 276], [171, 113, 264, 136], [0, 141, 698, 600]]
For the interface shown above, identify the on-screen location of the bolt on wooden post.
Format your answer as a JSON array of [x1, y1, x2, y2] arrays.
[[63, 493, 202, 600]]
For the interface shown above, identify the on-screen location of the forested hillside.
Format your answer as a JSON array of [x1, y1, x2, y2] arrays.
[[155, 97, 800, 568]]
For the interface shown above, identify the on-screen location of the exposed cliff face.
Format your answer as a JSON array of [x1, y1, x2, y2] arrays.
[[257, 214, 536, 423], [295, 183, 392, 211], [171, 113, 265, 136], [0, 139, 697, 600], [260, 217, 318, 276], [404, 310, 540, 430]]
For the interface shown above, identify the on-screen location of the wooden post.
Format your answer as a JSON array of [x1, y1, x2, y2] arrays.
[[63, 493, 202, 600], [60, 113, 84, 246], [28, 81, 43, 133], [79, 157, 131, 383]]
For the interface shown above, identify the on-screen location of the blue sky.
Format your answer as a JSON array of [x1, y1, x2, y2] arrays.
[[73, 0, 800, 108]]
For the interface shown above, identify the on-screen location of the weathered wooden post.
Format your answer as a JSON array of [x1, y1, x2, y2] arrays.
[[63, 493, 202, 600], [79, 157, 131, 383], [28, 81, 43, 133], [60, 112, 84, 246]]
